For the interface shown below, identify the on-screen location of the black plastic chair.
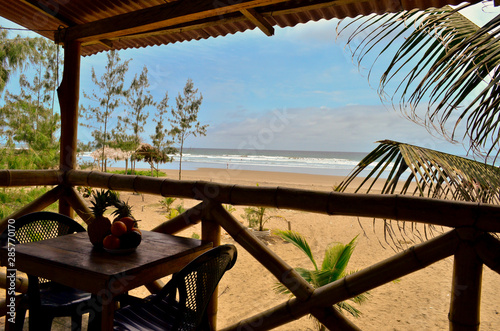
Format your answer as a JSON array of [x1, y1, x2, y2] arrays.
[[114, 244, 238, 331], [0, 211, 92, 331]]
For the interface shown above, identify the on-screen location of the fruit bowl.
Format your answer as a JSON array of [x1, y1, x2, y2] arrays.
[[88, 190, 142, 251], [102, 221, 142, 252]]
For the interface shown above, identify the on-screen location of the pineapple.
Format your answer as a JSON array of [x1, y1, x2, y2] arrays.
[[88, 189, 112, 248], [112, 199, 133, 222], [112, 199, 139, 229]]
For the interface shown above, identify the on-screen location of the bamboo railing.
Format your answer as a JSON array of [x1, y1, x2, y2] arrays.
[[1, 169, 499, 330]]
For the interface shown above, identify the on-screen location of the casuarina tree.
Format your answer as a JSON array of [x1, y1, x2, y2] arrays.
[[169, 79, 208, 180], [0, 27, 38, 93], [151, 91, 175, 175], [80, 50, 130, 172], [120, 65, 154, 174]]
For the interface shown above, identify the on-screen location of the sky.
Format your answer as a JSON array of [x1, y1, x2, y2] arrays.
[[1, 3, 497, 156]]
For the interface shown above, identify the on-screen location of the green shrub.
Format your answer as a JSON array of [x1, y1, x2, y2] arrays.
[[0, 187, 58, 219], [0, 148, 58, 170], [109, 169, 167, 177], [274, 231, 369, 329]]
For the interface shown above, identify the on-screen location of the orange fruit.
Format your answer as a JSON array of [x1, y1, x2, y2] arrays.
[[103, 234, 120, 250], [131, 227, 142, 236], [117, 217, 136, 231], [111, 221, 128, 237]]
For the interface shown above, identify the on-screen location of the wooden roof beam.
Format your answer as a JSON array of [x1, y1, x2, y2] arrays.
[[97, 0, 352, 46], [20, 0, 74, 26], [60, 0, 288, 44], [241, 8, 274, 36], [19, 0, 113, 49]]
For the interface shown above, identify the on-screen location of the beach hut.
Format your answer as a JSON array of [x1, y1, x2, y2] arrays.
[[0, 1, 497, 330]]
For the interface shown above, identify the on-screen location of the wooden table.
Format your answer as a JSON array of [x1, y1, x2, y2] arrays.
[[0, 231, 212, 330]]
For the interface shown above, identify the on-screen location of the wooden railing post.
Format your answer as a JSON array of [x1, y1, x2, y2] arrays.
[[449, 230, 483, 331], [202, 202, 221, 330], [58, 39, 81, 218]]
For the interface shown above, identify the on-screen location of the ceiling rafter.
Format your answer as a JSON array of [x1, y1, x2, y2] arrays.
[[60, 0, 290, 44], [86, 0, 351, 46], [19, 0, 113, 48], [20, 0, 74, 26], [241, 8, 274, 36]]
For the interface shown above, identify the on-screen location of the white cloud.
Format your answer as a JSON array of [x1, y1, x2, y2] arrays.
[[195, 105, 467, 155], [278, 19, 338, 45]]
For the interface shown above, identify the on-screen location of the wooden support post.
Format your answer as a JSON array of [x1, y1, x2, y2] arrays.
[[449, 239, 483, 331], [202, 202, 221, 331], [62, 186, 94, 224], [58, 39, 81, 218], [474, 233, 500, 274], [209, 203, 315, 300], [310, 306, 361, 331]]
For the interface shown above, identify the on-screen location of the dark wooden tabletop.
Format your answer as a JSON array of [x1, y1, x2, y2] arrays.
[[1, 231, 212, 294], [1, 230, 212, 330]]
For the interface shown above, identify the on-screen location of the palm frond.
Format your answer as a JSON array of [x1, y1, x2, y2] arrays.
[[320, 236, 358, 283], [335, 301, 363, 318], [273, 267, 315, 295], [273, 234, 369, 327], [337, 140, 500, 203], [337, 3, 500, 157], [274, 230, 318, 270], [336, 140, 500, 248]]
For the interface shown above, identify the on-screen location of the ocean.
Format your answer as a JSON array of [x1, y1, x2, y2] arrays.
[[79, 148, 373, 177]]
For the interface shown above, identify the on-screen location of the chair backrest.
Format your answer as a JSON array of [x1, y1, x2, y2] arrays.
[[156, 244, 237, 331], [1, 211, 86, 284], [7, 211, 86, 244]]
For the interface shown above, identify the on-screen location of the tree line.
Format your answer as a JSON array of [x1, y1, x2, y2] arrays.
[[0, 28, 207, 179], [80, 50, 207, 179]]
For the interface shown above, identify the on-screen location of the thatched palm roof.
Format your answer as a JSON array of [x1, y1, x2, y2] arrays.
[[90, 147, 130, 161]]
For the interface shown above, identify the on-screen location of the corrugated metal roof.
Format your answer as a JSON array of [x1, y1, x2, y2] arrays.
[[0, 0, 477, 56]]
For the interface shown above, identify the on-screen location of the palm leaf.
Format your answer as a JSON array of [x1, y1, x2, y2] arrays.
[[335, 301, 363, 318], [274, 234, 369, 327], [274, 230, 318, 270], [338, 140, 500, 203], [319, 236, 358, 284], [273, 267, 315, 295], [336, 140, 500, 248], [337, 3, 500, 158]]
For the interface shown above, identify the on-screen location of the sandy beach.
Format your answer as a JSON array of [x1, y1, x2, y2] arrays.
[[3, 167, 500, 330], [115, 168, 499, 330]]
